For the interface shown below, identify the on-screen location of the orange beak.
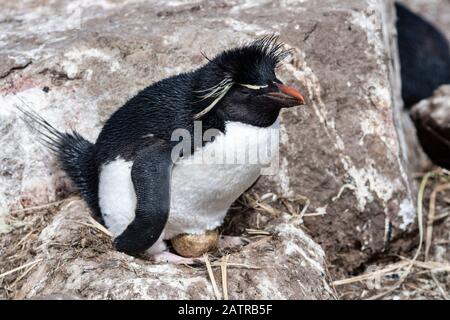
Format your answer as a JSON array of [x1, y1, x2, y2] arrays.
[[276, 83, 305, 104]]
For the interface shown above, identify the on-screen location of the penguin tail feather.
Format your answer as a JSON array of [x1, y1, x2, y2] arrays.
[[16, 105, 102, 221]]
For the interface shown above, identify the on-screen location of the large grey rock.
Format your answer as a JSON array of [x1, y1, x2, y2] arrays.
[[255, 0, 416, 271], [0, 0, 414, 295]]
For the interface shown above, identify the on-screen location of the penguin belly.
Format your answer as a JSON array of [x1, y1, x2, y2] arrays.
[[165, 160, 261, 238], [166, 120, 279, 238], [98, 120, 279, 246]]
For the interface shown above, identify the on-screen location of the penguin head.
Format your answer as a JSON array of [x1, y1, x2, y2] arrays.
[[194, 35, 305, 127]]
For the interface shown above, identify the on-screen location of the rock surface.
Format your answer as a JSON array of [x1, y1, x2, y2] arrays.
[[0, 0, 415, 298], [255, 0, 416, 271], [4, 199, 335, 300]]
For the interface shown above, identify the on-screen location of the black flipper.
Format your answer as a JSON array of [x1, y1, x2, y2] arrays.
[[114, 140, 174, 254]]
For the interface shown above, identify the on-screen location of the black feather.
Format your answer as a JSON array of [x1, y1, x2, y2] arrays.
[[95, 35, 290, 161], [16, 105, 103, 223], [212, 35, 289, 85]]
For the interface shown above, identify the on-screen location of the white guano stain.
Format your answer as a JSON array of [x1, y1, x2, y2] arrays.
[[350, 0, 385, 67], [256, 277, 284, 299], [223, 18, 267, 35], [274, 221, 325, 273], [346, 164, 397, 211], [399, 198, 415, 230], [64, 48, 120, 73]]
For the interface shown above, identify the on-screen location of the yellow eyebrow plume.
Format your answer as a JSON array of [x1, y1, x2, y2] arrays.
[[193, 82, 268, 119], [238, 83, 268, 89]]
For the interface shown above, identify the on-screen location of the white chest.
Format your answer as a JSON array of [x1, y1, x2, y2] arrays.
[[166, 120, 279, 238]]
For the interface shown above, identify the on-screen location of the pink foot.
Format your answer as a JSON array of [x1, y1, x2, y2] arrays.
[[150, 251, 204, 265], [218, 235, 249, 249]]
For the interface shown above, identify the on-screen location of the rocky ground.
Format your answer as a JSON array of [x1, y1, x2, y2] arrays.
[[333, 0, 450, 299], [1, 196, 336, 299], [334, 167, 450, 300], [0, 0, 449, 299]]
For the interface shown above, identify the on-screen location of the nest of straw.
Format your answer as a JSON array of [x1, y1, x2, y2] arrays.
[[0, 197, 113, 299]]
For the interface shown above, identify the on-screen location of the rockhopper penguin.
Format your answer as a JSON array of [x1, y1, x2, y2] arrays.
[[19, 36, 305, 262], [396, 2, 450, 109], [395, 3, 450, 171]]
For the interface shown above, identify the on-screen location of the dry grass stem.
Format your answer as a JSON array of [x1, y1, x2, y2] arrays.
[[426, 183, 450, 260], [332, 184, 356, 202], [0, 259, 43, 280], [245, 228, 271, 236], [69, 219, 113, 238], [221, 255, 230, 300], [9, 199, 69, 214], [332, 261, 409, 286], [203, 253, 222, 300]]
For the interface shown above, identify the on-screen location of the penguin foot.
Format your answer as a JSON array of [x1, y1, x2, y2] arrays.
[[218, 235, 249, 249], [150, 251, 203, 265]]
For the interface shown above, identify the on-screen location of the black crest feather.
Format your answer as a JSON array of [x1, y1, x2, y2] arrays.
[[211, 35, 289, 85]]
